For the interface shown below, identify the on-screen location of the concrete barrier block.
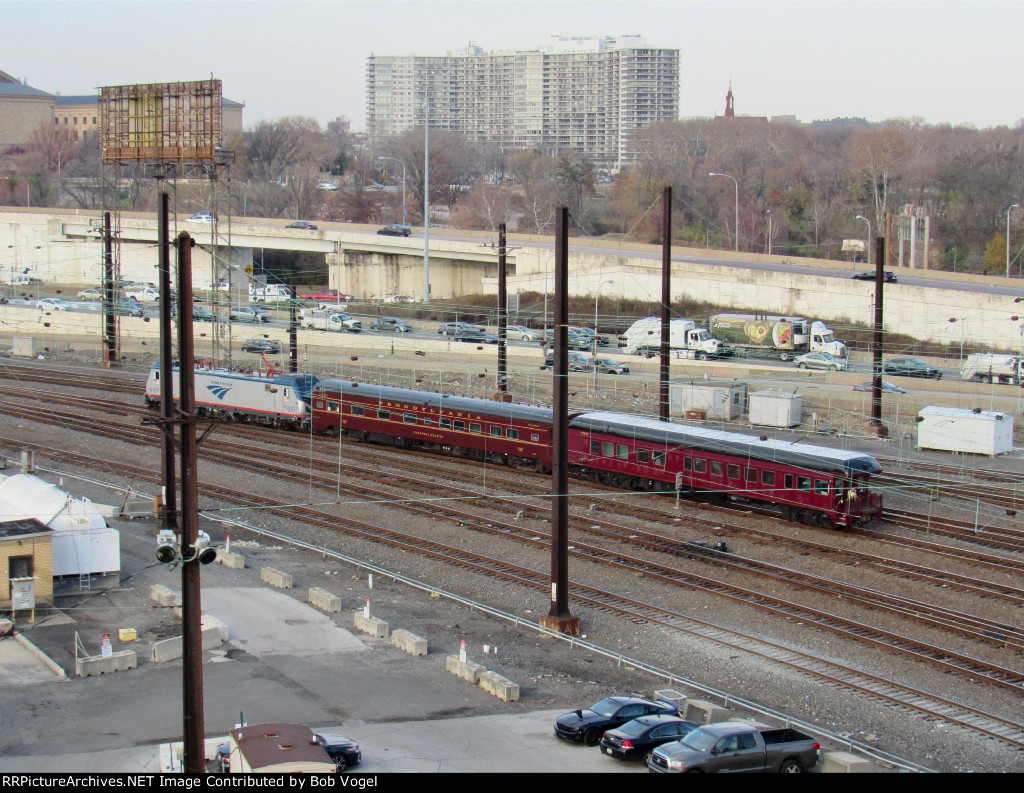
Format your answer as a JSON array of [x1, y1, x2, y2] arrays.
[[151, 636, 183, 663], [445, 655, 485, 685], [684, 699, 733, 725], [822, 752, 875, 773], [217, 550, 245, 570], [121, 498, 155, 519], [261, 566, 293, 589], [149, 584, 179, 608], [391, 629, 427, 656], [353, 612, 389, 638], [308, 587, 342, 613], [76, 650, 137, 677], [201, 615, 229, 644], [479, 670, 519, 702], [0, 618, 12, 636]]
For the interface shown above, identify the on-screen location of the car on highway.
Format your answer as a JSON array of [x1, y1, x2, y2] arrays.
[[569, 326, 611, 346], [554, 696, 680, 746], [599, 715, 698, 763], [852, 270, 897, 282], [590, 357, 630, 374], [506, 324, 541, 341], [370, 316, 413, 332], [230, 305, 271, 323], [173, 304, 214, 322], [794, 352, 848, 371], [286, 220, 318, 230], [186, 212, 215, 223], [37, 297, 71, 312], [317, 182, 339, 191], [314, 733, 361, 772], [77, 287, 103, 300], [241, 338, 280, 354], [541, 328, 593, 350], [454, 329, 499, 344], [116, 297, 144, 317], [377, 224, 412, 237], [853, 380, 907, 394], [438, 321, 485, 335], [883, 356, 942, 379], [541, 352, 596, 371]]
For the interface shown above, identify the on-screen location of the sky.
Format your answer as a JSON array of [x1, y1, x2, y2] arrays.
[[4, 0, 1023, 132]]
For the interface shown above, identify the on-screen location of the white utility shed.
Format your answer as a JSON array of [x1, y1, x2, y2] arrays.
[[670, 381, 748, 420], [917, 406, 1014, 456], [749, 390, 803, 428]]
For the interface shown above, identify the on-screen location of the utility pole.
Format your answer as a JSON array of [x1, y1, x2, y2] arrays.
[[497, 223, 508, 395], [870, 236, 886, 433], [157, 193, 178, 538], [660, 187, 672, 421], [289, 285, 298, 373], [101, 211, 118, 368]]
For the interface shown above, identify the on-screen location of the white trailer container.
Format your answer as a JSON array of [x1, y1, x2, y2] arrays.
[[618, 317, 725, 359], [749, 390, 803, 428], [670, 381, 748, 420], [917, 406, 1014, 456]]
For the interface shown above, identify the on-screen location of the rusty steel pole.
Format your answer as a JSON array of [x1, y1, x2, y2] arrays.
[[175, 231, 205, 773], [497, 223, 508, 394], [871, 236, 885, 431], [289, 285, 298, 374], [539, 207, 579, 636], [158, 193, 178, 534], [660, 187, 672, 421]]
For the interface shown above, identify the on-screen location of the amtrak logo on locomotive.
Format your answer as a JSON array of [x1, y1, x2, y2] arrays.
[[206, 381, 234, 401]]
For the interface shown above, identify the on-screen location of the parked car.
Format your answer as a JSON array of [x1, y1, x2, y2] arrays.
[[286, 220, 318, 230], [241, 338, 280, 354], [37, 298, 70, 312], [314, 733, 361, 772], [599, 715, 698, 763], [853, 380, 906, 394], [454, 329, 499, 344], [852, 270, 897, 282], [648, 722, 821, 773], [590, 357, 630, 374], [541, 352, 592, 371], [229, 305, 271, 323], [370, 316, 412, 332], [554, 696, 680, 746], [794, 352, 848, 371], [438, 321, 485, 335], [506, 324, 541, 341], [186, 212, 215, 223], [316, 182, 339, 191], [9, 275, 43, 286], [77, 287, 103, 301], [377, 224, 412, 237], [883, 356, 942, 379]]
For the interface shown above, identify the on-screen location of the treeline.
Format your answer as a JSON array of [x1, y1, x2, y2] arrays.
[[4, 114, 1022, 274]]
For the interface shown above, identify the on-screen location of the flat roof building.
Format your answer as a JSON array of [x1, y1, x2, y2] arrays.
[[367, 36, 679, 171]]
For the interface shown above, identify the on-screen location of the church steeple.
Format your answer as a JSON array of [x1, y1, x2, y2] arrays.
[[724, 79, 734, 118]]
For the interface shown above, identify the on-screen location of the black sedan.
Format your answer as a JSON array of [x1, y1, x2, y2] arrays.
[[852, 270, 897, 282], [554, 696, 679, 746], [883, 357, 942, 379], [377, 224, 412, 237], [286, 220, 318, 230], [314, 733, 361, 771], [454, 329, 499, 344], [241, 338, 281, 354], [599, 715, 698, 763]]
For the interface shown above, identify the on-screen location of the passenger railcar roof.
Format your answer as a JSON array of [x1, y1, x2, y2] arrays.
[[315, 380, 555, 424], [571, 412, 882, 476]]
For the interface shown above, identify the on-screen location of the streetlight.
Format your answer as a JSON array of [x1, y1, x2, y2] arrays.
[[378, 156, 407, 225], [709, 172, 739, 252], [594, 280, 614, 388], [856, 215, 871, 265], [766, 209, 772, 256], [1007, 204, 1019, 279]]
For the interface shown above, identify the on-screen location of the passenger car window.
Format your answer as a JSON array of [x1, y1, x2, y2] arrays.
[[617, 444, 628, 460], [710, 461, 724, 477], [815, 479, 830, 495], [727, 463, 740, 479], [797, 476, 811, 491]]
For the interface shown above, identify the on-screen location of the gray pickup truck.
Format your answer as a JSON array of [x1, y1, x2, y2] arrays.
[[648, 722, 820, 773]]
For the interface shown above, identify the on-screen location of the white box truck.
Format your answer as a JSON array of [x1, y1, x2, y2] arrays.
[[959, 353, 1023, 385], [618, 317, 726, 359], [708, 314, 845, 361]]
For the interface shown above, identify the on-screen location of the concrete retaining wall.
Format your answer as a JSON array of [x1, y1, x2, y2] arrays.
[[308, 587, 341, 613], [391, 629, 427, 656], [76, 650, 137, 677], [260, 567, 292, 589]]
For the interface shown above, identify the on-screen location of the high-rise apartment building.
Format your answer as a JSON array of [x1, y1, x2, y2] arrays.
[[366, 36, 679, 171]]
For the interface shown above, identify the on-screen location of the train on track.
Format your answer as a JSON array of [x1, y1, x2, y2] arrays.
[[145, 363, 883, 529]]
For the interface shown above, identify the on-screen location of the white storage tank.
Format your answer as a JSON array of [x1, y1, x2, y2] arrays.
[[670, 381, 748, 420], [749, 390, 803, 428], [917, 406, 1014, 456]]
